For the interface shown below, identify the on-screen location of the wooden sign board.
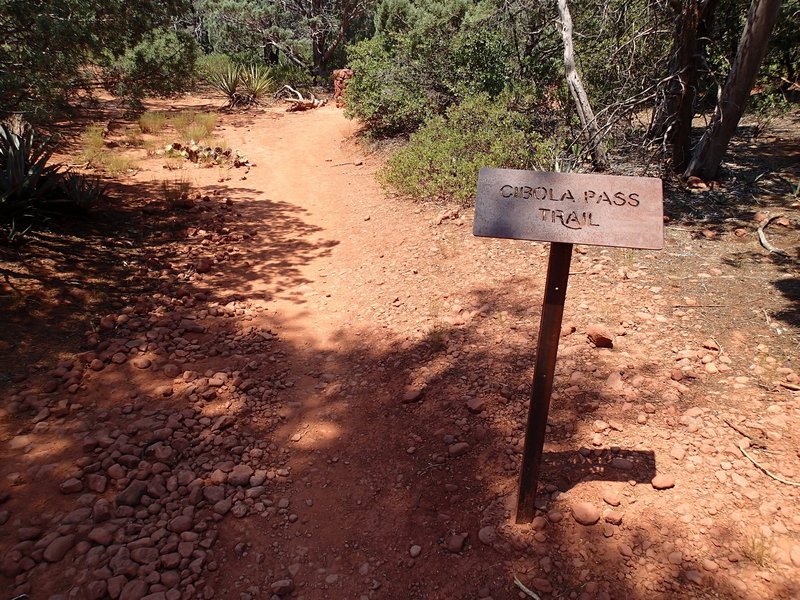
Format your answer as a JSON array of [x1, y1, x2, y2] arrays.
[[474, 167, 664, 250], [472, 167, 664, 523]]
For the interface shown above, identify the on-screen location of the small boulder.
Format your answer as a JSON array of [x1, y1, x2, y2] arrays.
[[651, 474, 675, 490], [571, 502, 600, 526], [586, 325, 614, 348]]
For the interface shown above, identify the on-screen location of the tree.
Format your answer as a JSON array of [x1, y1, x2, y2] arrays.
[[198, 0, 374, 77], [556, 0, 609, 170], [685, 0, 782, 179], [648, 0, 720, 171], [0, 0, 194, 116]]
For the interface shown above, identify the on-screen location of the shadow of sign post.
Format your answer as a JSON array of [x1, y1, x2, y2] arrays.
[[473, 167, 664, 523]]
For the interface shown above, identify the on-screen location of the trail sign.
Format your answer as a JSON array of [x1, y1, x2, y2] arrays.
[[473, 167, 663, 523], [474, 168, 663, 249]]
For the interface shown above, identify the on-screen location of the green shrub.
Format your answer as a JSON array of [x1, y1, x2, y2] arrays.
[[345, 0, 514, 137], [383, 94, 552, 206], [270, 63, 313, 89], [108, 28, 199, 112], [198, 53, 235, 79]]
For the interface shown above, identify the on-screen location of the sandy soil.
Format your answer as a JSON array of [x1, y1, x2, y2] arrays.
[[0, 95, 799, 600]]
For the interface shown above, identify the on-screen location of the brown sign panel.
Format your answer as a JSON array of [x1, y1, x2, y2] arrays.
[[474, 167, 664, 249]]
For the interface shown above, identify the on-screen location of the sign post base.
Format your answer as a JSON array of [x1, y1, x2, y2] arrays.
[[516, 242, 573, 523]]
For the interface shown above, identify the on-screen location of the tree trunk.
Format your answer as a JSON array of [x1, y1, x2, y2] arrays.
[[684, 0, 782, 180], [556, 0, 609, 170], [649, 0, 719, 172]]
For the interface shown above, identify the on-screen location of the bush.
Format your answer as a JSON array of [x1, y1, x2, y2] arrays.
[[107, 28, 200, 112], [383, 94, 552, 206], [345, 0, 514, 137]]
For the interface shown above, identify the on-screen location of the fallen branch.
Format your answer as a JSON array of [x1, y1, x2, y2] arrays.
[[514, 577, 543, 600], [739, 441, 800, 486], [757, 215, 788, 257], [275, 85, 326, 112]]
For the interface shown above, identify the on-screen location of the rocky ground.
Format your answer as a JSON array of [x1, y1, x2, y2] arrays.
[[0, 97, 799, 600]]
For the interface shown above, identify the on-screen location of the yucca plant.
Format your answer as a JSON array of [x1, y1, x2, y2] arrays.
[[206, 64, 242, 107], [58, 172, 106, 210], [240, 65, 274, 105], [0, 123, 63, 217]]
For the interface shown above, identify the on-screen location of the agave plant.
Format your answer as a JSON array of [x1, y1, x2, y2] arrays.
[[206, 64, 243, 107], [0, 123, 63, 216], [240, 65, 274, 105], [58, 171, 106, 210]]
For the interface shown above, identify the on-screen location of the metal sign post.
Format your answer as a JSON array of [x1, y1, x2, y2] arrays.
[[473, 167, 664, 523]]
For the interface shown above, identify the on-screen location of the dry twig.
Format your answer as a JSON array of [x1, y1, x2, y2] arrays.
[[514, 577, 543, 600], [738, 442, 800, 487], [757, 215, 788, 257], [722, 418, 767, 449]]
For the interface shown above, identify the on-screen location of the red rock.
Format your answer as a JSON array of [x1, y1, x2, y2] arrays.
[[401, 388, 423, 403], [478, 526, 496, 545], [119, 579, 148, 600], [332, 68, 354, 108], [43, 534, 75, 562], [132, 357, 151, 369], [195, 258, 213, 273], [586, 325, 613, 348], [651, 474, 675, 490], [270, 579, 294, 596], [685, 570, 703, 584], [571, 502, 600, 525], [87, 580, 107, 600], [446, 533, 468, 553], [168, 515, 193, 533], [86, 474, 108, 493], [59, 477, 83, 494], [466, 397, 486, 413], [448, 442, 470, 457], [228, 464, 254, 486], [88, 527, 113, 546], [90, 359, 105, 371], [116, 480, 148, 506]]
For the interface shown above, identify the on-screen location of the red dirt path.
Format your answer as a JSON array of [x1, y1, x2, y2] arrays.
[[1, 99, 799, 600]]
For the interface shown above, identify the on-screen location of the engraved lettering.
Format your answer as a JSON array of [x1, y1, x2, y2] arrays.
[[561, 189, 575, 202], [522, 186, 533, 200], [533, 186, 548, 201], [613, 191, 627, 206], [584, 190, 595, 202], [500, 185, 514, 198], [597, 191, 613, 205], [539, 208, 550, 220], [564, 211, 581, 229], [628, 192, 640, 207]]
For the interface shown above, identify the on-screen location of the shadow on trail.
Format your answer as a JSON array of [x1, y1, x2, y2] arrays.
[[1, 177, 798, 600]]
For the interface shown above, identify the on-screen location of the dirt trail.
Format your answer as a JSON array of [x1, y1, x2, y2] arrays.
[[1, 100, 800, 600]]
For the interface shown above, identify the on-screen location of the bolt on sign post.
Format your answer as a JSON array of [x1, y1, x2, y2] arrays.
[[473, 167, 664, 523]]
